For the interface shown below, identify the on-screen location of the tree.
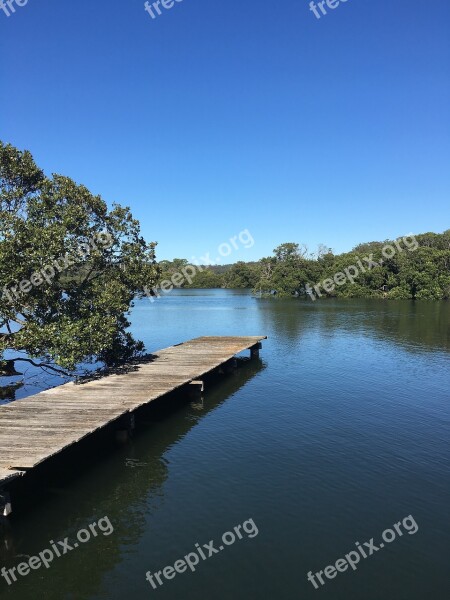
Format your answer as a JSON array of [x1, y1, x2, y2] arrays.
[[253, 256, 276, 294], [159, 258, 189, 285], [252, 232, 450, 299], [0, 142, 160, 389], [273, 243, 302, 262], [184, 267, 223, 288], [223, 261, 260, 288], [316, 243, 333, 259]]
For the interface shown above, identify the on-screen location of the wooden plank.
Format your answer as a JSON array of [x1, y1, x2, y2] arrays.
[[0, 336, 266, 483], [0, 467, 24, 485]]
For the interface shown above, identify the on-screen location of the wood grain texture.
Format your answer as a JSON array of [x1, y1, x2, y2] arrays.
[[0, 336, 266, 479]]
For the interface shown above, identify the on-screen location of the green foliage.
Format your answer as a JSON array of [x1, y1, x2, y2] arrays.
[[223, 262, 260, 289], [253, 233, 450, 300], [0, 141, 160, 378], [253, 244, 322, 297], [158, 258, 189, 285], [140, 232, 450, 301], [184, 268, 223, 289], [156, 259, 261, 289], [157, 259, 223, 289], [158, 233, 449, 299]]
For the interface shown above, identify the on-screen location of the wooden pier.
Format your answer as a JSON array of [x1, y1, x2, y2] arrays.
[[0, 336, 265, 514]]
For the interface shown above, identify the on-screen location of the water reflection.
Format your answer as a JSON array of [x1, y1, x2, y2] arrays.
[[0, 291, 449, 600], [0, 381, 24, 403], [254, 297, 450, 354], [0, 358, 265, 600]]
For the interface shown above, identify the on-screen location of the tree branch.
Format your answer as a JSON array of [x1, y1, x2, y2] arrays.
[[11, 358, 71, 377]]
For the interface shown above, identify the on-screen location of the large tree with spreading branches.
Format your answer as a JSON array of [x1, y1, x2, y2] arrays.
[[0, 141, 159, 395]]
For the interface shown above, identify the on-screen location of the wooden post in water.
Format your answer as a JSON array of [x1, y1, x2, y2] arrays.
[[250, 342, 262, 359], [189, 380, 204, 399], [225, 358, 238, 373], [0, 336, 267, 515], [218, 358, 238, 375], [115, 413, 136, 443], [0, 490, 12, 517]]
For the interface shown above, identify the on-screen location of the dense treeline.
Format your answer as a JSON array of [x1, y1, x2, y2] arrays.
[[160, 231, 450, 300]]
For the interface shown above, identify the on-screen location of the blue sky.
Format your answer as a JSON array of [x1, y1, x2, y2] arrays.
[[1, 0, 449, 263]]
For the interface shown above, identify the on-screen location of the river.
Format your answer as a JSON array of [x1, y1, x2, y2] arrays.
[[1, 290, 449, 599]]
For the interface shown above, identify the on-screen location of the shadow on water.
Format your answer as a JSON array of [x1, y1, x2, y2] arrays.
[[0, 357, 265, 600]]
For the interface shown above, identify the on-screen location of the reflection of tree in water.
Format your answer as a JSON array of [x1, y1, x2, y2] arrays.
[[254, 297, 311, 344], [0, 358, 264, 600], [0, 516, 16, 559], [0, 381, 24, 403], [0, 364, 72, 405], [255, 297, 450, 354], [320, 299, 450, 353]]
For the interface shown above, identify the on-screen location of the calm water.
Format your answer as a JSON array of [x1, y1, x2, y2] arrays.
[[1, 290, 449, 599]]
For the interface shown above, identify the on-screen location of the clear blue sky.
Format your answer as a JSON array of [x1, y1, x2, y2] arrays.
[[1, 0, 449, 263]]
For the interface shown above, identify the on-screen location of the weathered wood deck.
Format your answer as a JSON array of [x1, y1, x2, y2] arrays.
[[0, 336, 265, 494]]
